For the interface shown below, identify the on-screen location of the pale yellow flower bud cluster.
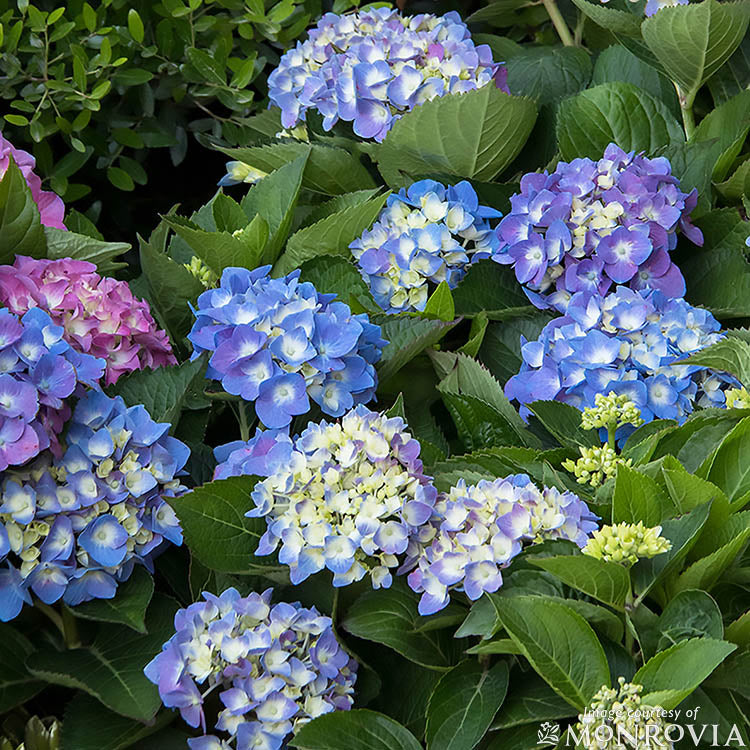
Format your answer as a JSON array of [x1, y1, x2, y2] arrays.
[[581, 392, 644, 431], [583, 521, 671, 566], [562, 446, 631, 488]]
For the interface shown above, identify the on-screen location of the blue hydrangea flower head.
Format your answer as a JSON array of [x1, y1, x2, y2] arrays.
[[350, 179, 502, 313], [405, 474, 598, 615], [246, 405, 438, 588], [267, 8, 508, 141], [188, 266, 387, 429], [491, 144, 703, 312], [144, 587, 357, 750], [0, 390, 189, 621], [213, 428, 292, 481], [505, 286, 738, 439], [0, 306, 104, 470]]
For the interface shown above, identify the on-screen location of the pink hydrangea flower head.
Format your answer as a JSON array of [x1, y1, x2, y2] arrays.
[[0, 132, 66, 230], [0, 256, 177, 385]]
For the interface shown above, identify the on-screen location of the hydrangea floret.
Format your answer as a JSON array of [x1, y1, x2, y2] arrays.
[[505, 287, 737, 435], [350, 179, 501, 313], [724, 386, 750, 410], [491, 144, 702, 311], [0, 132, 66, 229], [643, 0, 688, 16], [0, 306, 104, 470], [0, 391, 189, 621], [213, 428, 291, 482], [267, 8, 507, 141], [144, 587, 357, 750], [0, 256, 176, 385], [583, 522, 672, 566], [574, 678, 674, 749], [188, 266, 386, 429], [405, 474, 599, 615], [247, 405, 438, 588]]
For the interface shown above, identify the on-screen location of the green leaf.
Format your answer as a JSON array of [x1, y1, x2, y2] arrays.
[[557, 82, 684, 161], [0, 624, 43, 712], [242, 155, 308, 264], [506, 47, 592, 105], [0, 156, 46, 261], [139, 235, 205, 342], [530, 555, 630, 608], [425, 660, 509, 750], [701, 417, 750, 502], [679, 209, 750, 318], [274, 193, 388, 275], [592, 45, 679, 115], [342, 585, 463, 670], [168, 477, 274, 574], [631, 501, 712, 599], [298, 255, 376, 311], [571, 0, 643, 36], [107, 167, 135, 192], [527, 400, 599, 450], [492, 673, 576, 729], [707, 36, 750, 105], [45, 227, 129, 274], [452, 260, 534, 320], [61, 693, 169, 750], [641, 0, 750, 101], [491, 595, 609, 710], [219, 142, 377, 195], [422, 282, 456, 322], [479, 314, 552, 384], [656, 589, 723, 651], [127, 9, 145, 43], [435, 351, 537, 450], [613, 464, 674, 525], [185, 47, 225, 85], [163, 213, 269, 274], [674, 526, 750, 593], [377, 86, 537, 184], [377, 317, 458, 383], [107, 357, 205, 426], [725, 611, 750, 647], [69, 566, 154, 633], [290, 710, 422, 750], [678, 334, 750, 388], [692, 90, 750, 180], [633, 637, 736, 709], [27, 595, 179, 721]]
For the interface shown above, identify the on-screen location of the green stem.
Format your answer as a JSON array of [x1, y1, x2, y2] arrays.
[[607, 420, 617, 451], [573, 10, 585, 46], [237, 401, 251, 442], [61, 606, 80, 649], [542, 0, 575, 46], [675, 83, 695, 140], [36, 600, 65, 639], [624, 584, 635, 657]]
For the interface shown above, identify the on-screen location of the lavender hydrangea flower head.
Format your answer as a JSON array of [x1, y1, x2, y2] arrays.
[[350, 179, 501, 313], [405, 474, 598, 615], [247, 405, 438, 588], [0, 306, 104, 470], [144, 587, 357, 750], [0, 256, 176, 385], [188, 266, 386, 429], [0, 390, 189, 621], [505, 286, 737, 437], [0, 131, 66, 229], [491, 144, 702, 311], [268, 8, 508, 141]]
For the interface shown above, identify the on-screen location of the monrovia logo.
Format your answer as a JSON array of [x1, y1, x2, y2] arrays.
[[537, 719, 748, 747]]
